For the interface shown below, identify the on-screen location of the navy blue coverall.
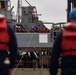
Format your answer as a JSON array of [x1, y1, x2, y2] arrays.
[[0, 25, 18, 75]]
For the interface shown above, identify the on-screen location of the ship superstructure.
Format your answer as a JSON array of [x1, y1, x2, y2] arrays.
[[13, 0, 52, 69]]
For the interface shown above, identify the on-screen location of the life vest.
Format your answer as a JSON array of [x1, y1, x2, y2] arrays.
[[39, 27, 43, 33], [0, 16, 9, 51], [61, 22, 76, 56]]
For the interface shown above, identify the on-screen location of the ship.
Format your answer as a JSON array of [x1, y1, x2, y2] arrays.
[[0, 0, 76, 75]]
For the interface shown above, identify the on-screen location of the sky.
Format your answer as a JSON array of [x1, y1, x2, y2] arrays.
[[11, 0, 67, 28]]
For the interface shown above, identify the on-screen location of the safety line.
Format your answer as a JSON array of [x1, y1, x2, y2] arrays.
[[12, 34, 33, 75]]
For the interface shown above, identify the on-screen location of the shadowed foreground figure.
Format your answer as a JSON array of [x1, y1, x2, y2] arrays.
[[0, 14, 18, 75], [50, 8, 76, 75]]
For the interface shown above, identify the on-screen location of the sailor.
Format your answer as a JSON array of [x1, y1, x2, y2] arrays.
[[50, 8, 76, 75], [0, 14, 18, 75], [30, 27, 34, 32], [34, 26, 39, 32], [39, 27, 44, 33], [44, 28, 49, 33]]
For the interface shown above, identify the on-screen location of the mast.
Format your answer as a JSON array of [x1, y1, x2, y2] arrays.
[[17, 0, 22, 23]]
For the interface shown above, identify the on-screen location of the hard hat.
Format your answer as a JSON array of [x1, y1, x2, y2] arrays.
[[69, 8, 76, 19]]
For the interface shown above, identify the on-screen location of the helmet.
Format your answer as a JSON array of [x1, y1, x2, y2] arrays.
[[69, 8, 76, 19], [0, 14, 5, 20]]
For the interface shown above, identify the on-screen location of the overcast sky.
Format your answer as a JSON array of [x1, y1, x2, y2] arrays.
[[11, 0, 67, 28]]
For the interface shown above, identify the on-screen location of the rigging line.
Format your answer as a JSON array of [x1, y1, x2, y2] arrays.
[[25, 0, 32, 6], [12, 34, 33, 75]]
